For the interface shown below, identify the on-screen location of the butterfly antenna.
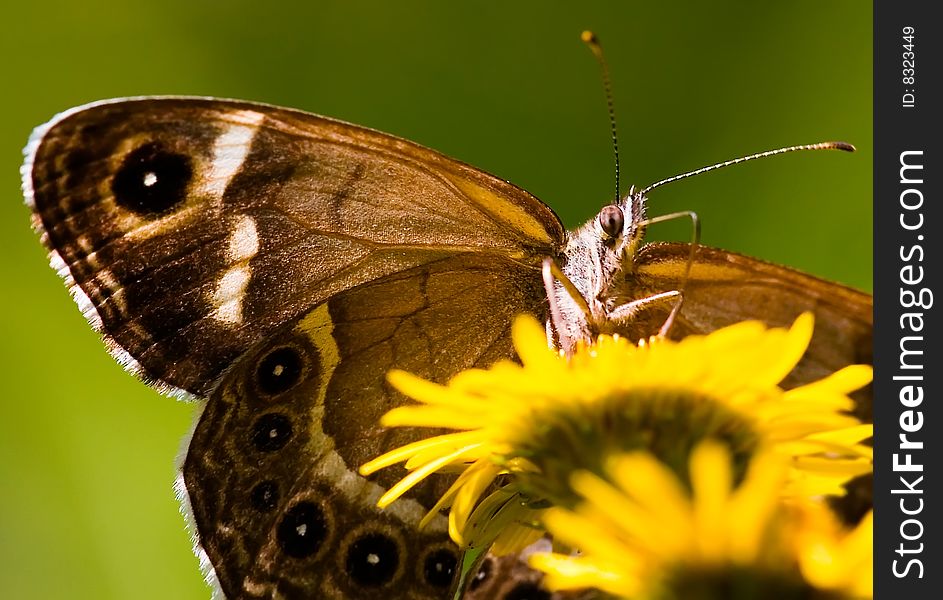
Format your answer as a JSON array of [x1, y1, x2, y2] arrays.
[[582, 30, 621, 203], [639, 141, 856, 196]]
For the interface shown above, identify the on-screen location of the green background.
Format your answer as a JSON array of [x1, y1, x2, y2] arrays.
[[1, 2, 871, 598]]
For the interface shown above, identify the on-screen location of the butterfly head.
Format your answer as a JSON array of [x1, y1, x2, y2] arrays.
[[592, 189, 647, 267]]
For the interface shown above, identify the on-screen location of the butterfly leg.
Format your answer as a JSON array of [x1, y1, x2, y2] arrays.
[[634, 210, 700, 336], [609, 289, 682, 338], [542, 257, 592, 343]]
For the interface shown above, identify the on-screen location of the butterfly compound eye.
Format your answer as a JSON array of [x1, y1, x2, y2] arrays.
[[597, 204, 624, 239]]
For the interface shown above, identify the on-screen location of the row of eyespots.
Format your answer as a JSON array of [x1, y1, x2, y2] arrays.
[[246, 345, 302, 534], [247, 343, 461, 590], [247, 344, 334, 563]]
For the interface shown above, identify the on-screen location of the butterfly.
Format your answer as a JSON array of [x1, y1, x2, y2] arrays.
[[22, 97, 872, 599]]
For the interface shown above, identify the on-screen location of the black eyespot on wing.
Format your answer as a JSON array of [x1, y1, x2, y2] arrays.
[[345, 533, 400, 587], [505, 581, 552, 600], [251, 413, 293, 452], [277, 501, 329, 559], [111, 142, 192, 215], [250, 480, 279, 512], [256, 346, 304, 395], [422, 548, 458, 588], [598, 204, 624, 239], [469, 557, 493, 591]]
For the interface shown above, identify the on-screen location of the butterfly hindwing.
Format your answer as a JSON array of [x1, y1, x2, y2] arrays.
[[183, 255, 548, 597]]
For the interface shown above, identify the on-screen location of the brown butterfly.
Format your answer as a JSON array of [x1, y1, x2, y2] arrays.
[[22, 96, 871, 599]]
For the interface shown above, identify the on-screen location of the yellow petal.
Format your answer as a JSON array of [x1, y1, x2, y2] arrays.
[[786, 364, 873, 399], [690, 442, 733, 561], [376, 444, 480, 508], [359, 431, 477, 475], [448, 461, 503, 543], [727, 450, 787, 563], [380, 405, 483, 429], [529, 553, 640, 597], [491, 518, 544, 556], [512, 315, 560, 370]]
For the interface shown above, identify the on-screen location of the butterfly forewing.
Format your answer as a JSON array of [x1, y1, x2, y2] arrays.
[[25, 97, 564, 397]]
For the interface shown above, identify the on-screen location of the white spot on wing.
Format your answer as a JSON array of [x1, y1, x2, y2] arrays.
[[228, 214, 259, 262], [213, 265, 251, 324], [211, 215, 260, 325], [199, 110, 264, 201]]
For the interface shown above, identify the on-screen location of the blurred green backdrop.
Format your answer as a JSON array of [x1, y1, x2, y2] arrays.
[[1, 2, 870, 598]]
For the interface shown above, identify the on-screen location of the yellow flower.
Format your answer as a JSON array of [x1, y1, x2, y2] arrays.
[[359, 314, 872, 553], [796, 504, 873, 598], [530, 443, 872, 599]]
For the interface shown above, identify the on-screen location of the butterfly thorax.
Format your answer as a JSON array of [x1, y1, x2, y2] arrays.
[[553, 192, 647, 353]]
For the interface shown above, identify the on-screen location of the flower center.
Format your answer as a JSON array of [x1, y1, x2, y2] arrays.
[[512, 388, 761, 507], [665, 565, 848, 600]]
